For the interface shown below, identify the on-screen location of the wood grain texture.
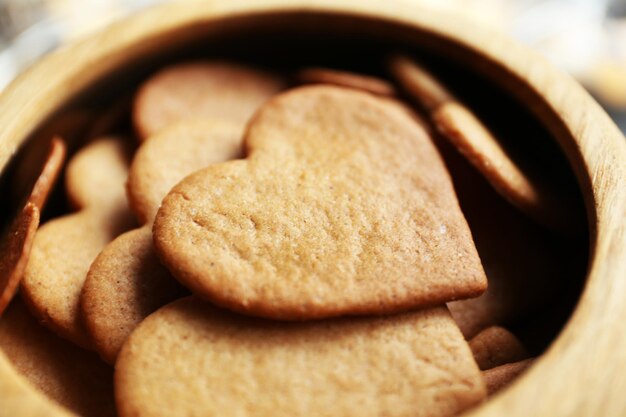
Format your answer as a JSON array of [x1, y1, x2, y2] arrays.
[[0, 1, 624, 416]]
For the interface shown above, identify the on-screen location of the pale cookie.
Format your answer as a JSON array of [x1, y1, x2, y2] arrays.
[[389, 54, 575, 232], [0, 299, 116, 417], [154, 86, 486, 320], [133, 61, 285, 140], [483, 358, 535, 396], [81, 121, 243, 363], [469, 326, 529, 370], [442, 146, 571, 338], [0, 138, 66, 315], [21, 137, 135, 347], [116, 297, 486, 417], [295, 67, 396, 96]]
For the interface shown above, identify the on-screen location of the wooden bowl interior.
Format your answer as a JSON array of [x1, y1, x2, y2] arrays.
[[0, 9, 591, 414]]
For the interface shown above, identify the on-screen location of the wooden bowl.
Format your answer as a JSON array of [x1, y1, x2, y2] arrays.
[[0, 1, 625, 416]]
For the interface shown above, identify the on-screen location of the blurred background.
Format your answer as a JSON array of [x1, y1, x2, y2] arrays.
[[0, 0, 625, 132]]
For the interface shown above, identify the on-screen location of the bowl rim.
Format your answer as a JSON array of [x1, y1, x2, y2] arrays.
[[1, 1, 625, 416]]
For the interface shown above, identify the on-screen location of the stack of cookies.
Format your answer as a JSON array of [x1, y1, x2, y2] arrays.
[[0, 54, 581, 417]]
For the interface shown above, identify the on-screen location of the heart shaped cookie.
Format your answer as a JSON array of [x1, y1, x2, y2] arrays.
[[115, 297, 486, 417], [154, 86, 487, 320]]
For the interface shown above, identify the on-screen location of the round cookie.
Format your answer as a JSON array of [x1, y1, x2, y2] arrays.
[[21, 137, 136, 347], [483, 358, 535, 396], [468, 326, 529, 370], [0, 299, 116, 417], [153, 85, 487, 320], [133, 60, 285, 140], [81, 121, 243, 363], [115, 297, 486, 417], [81, 227, 188, 364], [295, 67, 396, 96]]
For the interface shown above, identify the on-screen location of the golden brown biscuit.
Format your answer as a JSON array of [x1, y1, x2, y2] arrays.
[[389, 54, 575, 232], [21, 138, 135, 347], [469, 326, 529, 370], [0, 138, 66, 315], [483, 358, 535, 396], [81, 227, 187, 364], [0, 204, 39, 316], [442, 145, 572, 338], [0, 299, 116, 417], [116, 297, 486, 417], [154, 86, 486, 320], [63, 138, 133, 210], [133, 61, 285, 140], [295, 67, 396, 96], [82, 121, 242, 363]]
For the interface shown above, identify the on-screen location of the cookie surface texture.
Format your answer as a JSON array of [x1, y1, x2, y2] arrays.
[[133, 61, 285, 140], [81, 227, 187, 363], [21, 137, 135, 347], [0, 299, 116, 417], [154, 86, 486, 319], [116, 297, 486, 417]]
